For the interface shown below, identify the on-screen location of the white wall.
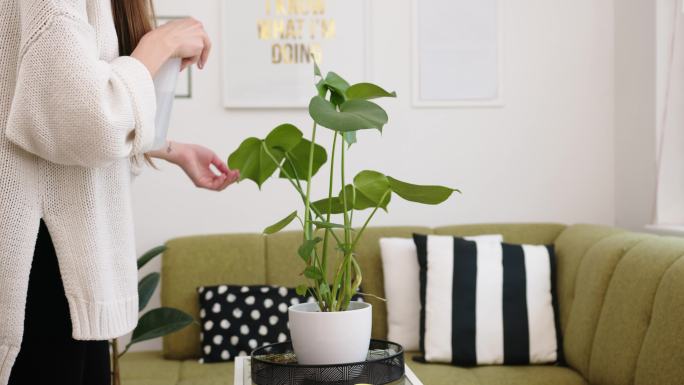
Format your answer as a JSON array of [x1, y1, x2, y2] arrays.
[[127, 0, 616, 351]]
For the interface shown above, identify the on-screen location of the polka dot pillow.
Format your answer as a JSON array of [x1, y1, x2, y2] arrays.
[[197, 284, 316, 363]]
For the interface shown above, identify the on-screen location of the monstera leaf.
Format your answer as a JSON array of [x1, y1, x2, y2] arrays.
[[279, 139, 327, 180], [323, 72, 350, 96], [313, 169, 459, 215], [263, 211, 298, 235], [353, 171, 391, 206], [387, 176, 460, 205], [227, 138, 283, 188], [316, 71, 351, 106], [346, 83, 397, 100], [339, 184, 390, 211], [265, 124, 303, 152], [311, 70, 395, 146], [298, 237, 322, 263], [228, 124, 328, 187], [311, 197, 347, 214], [309, 97, 389, 133]]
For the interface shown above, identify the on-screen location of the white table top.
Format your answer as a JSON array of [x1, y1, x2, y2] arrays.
[[234, 357, 424, 385]]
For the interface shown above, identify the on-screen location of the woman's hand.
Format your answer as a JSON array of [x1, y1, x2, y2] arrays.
[[150, 141, 239, 191], [132, 18, 211, 76]]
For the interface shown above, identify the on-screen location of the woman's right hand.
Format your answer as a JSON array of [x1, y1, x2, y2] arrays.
[[131, 18, 211, 76]]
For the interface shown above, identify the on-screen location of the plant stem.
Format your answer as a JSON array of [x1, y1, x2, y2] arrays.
[[321, 133, 339, 307], [349, 179, 356, 226], [302, 124, 327, 311], [303, 123, 318, 240], [261, 138, 352, 311], [261, 142, 344, 246], [261, 142, 306, 201], [330, 250, 347, 311], [311, 249, 325, 311], [261, 132, 342, 310], [339, 132, 354, 310], [282, 147, 322, 302], [284, 153, 304, 192], [340, 133, 350, 246], [351, 189, 391, 251], [111, 339, 121, 385]]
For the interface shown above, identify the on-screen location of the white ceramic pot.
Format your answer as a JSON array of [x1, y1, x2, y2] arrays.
[[289, 301, 372, 365]]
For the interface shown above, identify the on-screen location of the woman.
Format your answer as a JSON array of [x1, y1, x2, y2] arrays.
[[0, 0, 237, 384]]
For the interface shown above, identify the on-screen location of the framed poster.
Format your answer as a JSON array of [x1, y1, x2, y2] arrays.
[[412, 0, 503, 107], [155, 16, 193, 99], [221, 0, 371, 108]]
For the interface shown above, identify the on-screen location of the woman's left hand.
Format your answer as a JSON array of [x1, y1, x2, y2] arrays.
[[162, 142, 239, 191]]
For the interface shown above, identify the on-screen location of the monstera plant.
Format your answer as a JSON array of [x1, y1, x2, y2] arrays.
[[228, 63, 459, 315], [110, 246, 194, 385]]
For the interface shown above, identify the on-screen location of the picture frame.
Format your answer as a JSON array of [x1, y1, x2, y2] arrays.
[[412, 0, 504, 108], [221, 0, 372, 109]]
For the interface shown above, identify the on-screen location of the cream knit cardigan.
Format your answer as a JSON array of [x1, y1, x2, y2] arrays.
[[0, 0, 156, 382]]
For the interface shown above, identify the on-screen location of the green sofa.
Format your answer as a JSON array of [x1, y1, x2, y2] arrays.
[[121, 224, 684, 385]]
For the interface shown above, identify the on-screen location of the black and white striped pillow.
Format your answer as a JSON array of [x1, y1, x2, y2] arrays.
[[413, 234, 563, 366]]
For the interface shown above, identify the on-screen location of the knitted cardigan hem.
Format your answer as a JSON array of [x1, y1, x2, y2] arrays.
[[67, 294, 139, 340], [0, 344, 19, 385]]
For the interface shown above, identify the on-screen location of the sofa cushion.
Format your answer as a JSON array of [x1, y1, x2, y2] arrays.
[[433, 223, 566, 245], [120, 351, 181, 385], [121, 351, 234, 385], [588, 236, 684, 385], [552, 224, 625, 336], [562, 233, 648, 377], [634, 255, 684, 385], [405, 351, 586, 385], [162, 234, 268, 360], [121, 350, 586, 385], [465, 365, 587, 385], [179, 357, 234, 385]]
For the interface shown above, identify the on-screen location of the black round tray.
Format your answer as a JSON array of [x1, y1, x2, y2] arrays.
[[250, 339, 405, 385]]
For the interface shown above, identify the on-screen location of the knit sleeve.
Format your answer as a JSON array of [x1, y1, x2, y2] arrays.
[[5, 7, 156, 168]]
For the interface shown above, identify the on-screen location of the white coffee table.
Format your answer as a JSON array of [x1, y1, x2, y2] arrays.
[[234, 356, 424, 385]]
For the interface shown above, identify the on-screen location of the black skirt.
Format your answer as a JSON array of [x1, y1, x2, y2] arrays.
[[9, 220, 111, 385]]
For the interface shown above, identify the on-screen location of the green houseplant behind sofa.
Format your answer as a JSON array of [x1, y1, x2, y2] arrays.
[[120, 223, 684, 385]]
